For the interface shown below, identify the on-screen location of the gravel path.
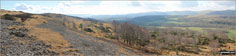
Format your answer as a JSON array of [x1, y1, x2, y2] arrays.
[[37, 19, 138, 55]]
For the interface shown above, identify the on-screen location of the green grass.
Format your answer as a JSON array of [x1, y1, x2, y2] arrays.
[[193, 28, 235, 39], [226, 30, 236, 39], [188, 27, 204, 32], [167, 21, 185, 24], [145, 26, 167, 29], [146, 21, 165, 25], [168, 18, 179, 20], [173, 27, 187, 30], [148, 25, 235, 39], [156, 26, 167, 28], [202, 28, 235, 39]]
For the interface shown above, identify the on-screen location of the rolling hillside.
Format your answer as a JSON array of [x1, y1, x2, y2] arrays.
[[81, 10, 235, 21], [1, 9, 235, 56]]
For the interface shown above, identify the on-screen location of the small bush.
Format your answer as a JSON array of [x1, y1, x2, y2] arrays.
[[171, 32, 178, 35], [218, 38, 235, 43], [84, 28, 93, 32], [79, 24, 83, 28], [105, 35, 116, 39], [98, 26, 110, 33], [1, 14, 16, 20], [136, 39, 149, 46], [198, 37, 210, 45], [13, 13, 32, 22], [151, 34, 156, 37]]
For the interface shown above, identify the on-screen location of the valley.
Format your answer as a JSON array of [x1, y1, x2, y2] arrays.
[[0, 9, 235, 56]]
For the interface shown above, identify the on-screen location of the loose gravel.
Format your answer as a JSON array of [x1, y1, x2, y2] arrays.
[[0, 19, 53, 56]]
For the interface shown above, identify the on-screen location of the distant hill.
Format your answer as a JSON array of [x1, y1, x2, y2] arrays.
[[78, 10, 235, 21], [126, 15, 171, 26], [206, 10, 236, 15], [125, 15, 236, 29]]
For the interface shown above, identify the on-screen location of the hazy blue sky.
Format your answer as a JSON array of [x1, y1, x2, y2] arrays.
[[1, 0, 235, 15]]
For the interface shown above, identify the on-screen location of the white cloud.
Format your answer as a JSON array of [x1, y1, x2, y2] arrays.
[[13, 1, 235, 15], [189, 1, 235, 11]]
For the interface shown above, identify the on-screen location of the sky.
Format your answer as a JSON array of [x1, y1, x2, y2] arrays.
[[1, 0, 235, 15]]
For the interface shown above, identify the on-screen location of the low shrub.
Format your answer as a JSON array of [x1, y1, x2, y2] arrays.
[[1, 14, 16, 20], [84, 28, 93, 32], [105, 35, 116, 39]]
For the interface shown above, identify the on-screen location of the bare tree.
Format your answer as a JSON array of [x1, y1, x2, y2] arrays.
[[208, 40, 219, 55], [113, 22, 150, 46]]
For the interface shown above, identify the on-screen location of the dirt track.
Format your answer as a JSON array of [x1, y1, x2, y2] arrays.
[[37, 19, 138, 55]]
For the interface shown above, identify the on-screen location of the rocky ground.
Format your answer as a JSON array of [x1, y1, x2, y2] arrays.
[[0, 19, 50, 56], [0, 19, 80, 56]]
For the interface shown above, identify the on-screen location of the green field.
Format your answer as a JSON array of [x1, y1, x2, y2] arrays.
[[167, 21, 185, 24], [168, 18, 179, 20], [226, 30, 236, 39]]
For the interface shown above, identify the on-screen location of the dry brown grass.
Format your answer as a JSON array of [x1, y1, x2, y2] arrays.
[[15, 18, 22, 22], [220, 43, 235, 50], [7, 25, 24, 30], [12, 37, 28, 44], [117, 48, 129, 55], [28, 28, 71, 47], [23, 15, 47, 29], [0, 9, 24, 15], [86, 23, 114, 38], [24, 16, 81, 55], [22, 14, 71, 48], [65, 17, 114, 37], [63, 19, 110, 38]]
